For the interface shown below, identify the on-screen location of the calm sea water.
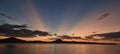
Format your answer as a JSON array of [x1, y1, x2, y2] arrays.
[[0, 44, 119, 54]]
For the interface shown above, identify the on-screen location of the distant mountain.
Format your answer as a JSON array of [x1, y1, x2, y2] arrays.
[[0, 37, 27, 43], [52, 39, 64, 43], [0, 37, 116, 45]]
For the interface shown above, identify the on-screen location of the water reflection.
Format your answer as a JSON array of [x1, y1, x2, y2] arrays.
[[5, 44, 16, 54], [0, 44, 119, 54]]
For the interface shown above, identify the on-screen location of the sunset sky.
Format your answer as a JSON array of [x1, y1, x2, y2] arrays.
[[0, 0, 120, 37]]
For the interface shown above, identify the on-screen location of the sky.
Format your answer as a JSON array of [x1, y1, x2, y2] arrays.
[[0, 0, 120, 37]]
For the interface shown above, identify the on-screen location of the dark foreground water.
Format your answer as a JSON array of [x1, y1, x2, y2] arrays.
[[0, 44, 119, 54]]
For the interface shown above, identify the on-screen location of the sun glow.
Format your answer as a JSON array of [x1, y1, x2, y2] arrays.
[[0, 36, 8, 39], [17, 36, 54, 42]]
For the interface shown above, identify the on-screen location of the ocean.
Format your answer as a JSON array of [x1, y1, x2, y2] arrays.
[[0, 43, 119, 54]]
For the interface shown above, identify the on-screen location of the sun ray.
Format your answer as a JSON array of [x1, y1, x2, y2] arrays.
[[67, 5, 120, 37], [23, 0, 48, 31], [57, 2, 84, 35]]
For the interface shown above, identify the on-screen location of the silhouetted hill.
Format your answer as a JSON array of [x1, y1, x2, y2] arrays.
[[0, 37, 116, 45], [51, 39, 116, 45], [52, 39, 64, 43], [0, 37, 26, 43]]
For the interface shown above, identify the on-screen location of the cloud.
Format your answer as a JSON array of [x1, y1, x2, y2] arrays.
[[0, 13, 16, 21], [98, 13, 110, 20], [0, 24, 50, 37]]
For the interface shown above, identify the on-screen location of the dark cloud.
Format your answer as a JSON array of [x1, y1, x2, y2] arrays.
[[0, 24, 50, 37], [58, 35, 81, 39], [0, 13, 16, 21], [98, 13, 110, 20], [12, 24, 28, 29], [88, 31, 120, 39]]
